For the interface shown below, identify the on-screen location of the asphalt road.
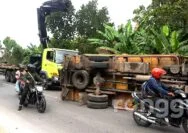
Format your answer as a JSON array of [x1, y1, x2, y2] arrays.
[[0, 75, 185, 133]]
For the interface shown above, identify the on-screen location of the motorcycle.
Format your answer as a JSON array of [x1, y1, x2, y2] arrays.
[[17, 72, 46, 113], [132, 89, 188, 133]]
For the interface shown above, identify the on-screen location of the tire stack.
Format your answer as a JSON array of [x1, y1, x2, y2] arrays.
[[87, 93, 108, 109]]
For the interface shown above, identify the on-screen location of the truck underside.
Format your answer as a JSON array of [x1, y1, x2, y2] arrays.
[[60, 54, 188, 108]]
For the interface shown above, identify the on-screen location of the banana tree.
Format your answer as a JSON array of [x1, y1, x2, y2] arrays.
[[88, 23, 118, 48], [114, 20, 137, 54], [133, 28, 156, 54], [151, 25, 188, 55], [88, 21, 137, 54]]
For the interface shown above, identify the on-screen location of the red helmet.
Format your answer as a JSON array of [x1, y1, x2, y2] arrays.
[[151, 68, 166, 79]]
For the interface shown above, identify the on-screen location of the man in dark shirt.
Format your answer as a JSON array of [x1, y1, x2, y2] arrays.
[[18, 64, 43, 111], [142, 68, 174, 98], [142, 68, 179, 126]]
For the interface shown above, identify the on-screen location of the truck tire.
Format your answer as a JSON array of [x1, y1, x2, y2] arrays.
[[87, 101, 108, 109], [88, 56, 110, 62], [88, 93, 108, 102], [72, 70, 90, 90], [90, 62, 108, 69], [5, 71, 11, 82], [10, 71, 16, 83]]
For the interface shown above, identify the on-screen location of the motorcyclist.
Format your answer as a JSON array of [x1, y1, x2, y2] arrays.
[[142, 68, 175, 98], [18, 64, 43, 111], [142, 68, 182, 127]]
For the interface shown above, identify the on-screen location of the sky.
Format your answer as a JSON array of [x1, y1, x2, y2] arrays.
[[0, 0, 151, 48]]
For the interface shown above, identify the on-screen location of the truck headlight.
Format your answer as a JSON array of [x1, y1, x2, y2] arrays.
[[53, 76, 59, 81]]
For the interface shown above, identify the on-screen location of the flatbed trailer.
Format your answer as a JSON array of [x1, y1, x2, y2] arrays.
[[0, 63, 19, 83]]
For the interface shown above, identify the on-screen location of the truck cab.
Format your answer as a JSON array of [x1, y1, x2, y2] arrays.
[[31, 48, 78, 89]]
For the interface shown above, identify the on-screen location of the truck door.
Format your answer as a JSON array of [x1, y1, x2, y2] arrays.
[[42, 50, 58, 78]]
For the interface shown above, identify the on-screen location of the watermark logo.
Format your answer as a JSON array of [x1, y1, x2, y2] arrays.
[[140, 98, 188, 118]]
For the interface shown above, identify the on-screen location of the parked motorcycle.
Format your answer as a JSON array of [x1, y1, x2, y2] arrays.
[[132, 89, 188, 133], [17, 72, 46, 113]]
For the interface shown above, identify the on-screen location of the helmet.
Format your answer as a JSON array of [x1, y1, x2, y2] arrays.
[[151, 68, 166, 79], [27, 64, 36, 72]]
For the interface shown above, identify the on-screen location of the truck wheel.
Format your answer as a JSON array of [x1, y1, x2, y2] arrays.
[[10, 71, 16, 83], [88, 93, 108, 102], [5, 71, 11, 82], [90, 62, 108, 69], [72, 70, 90, 90], [88, 56, 110, 62], [87, 101, 108, 109]]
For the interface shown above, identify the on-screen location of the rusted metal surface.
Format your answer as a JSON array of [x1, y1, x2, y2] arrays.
[[169, 65, 181, 74], [115, 54, 187, 65], [61, 54, 188, 97], [123, 62, 149, 74]]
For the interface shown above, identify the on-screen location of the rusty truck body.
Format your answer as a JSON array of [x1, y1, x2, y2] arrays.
[[60, 54, 188, 105]]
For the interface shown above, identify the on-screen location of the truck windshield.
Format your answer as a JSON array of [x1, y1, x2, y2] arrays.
[[55, 50, 78, 64]]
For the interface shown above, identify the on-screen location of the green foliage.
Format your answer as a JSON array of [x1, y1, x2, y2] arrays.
[[88, 23, 118, 48], [133, 28, 156, 54], [89, 21, 137, 54], [48, 36, 97, 54], [132, 0, 188, 55], [22, 44, 43, 64], [75, 0, 110, 38], [151, 25, 188, 54], [70, 37, 98, 54], [114, 21, 136, 54], [2, 0, 187, 60], [133, 0, 188, 34], [46, 0, 75, 40], [45, 0, 110, 52], [2, 37, 43, 65], [89, 21, 188, 55], [2, 37, 25, 65]]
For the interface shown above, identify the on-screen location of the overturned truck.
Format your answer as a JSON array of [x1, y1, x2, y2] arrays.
[[60, 54, 188, 109]]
